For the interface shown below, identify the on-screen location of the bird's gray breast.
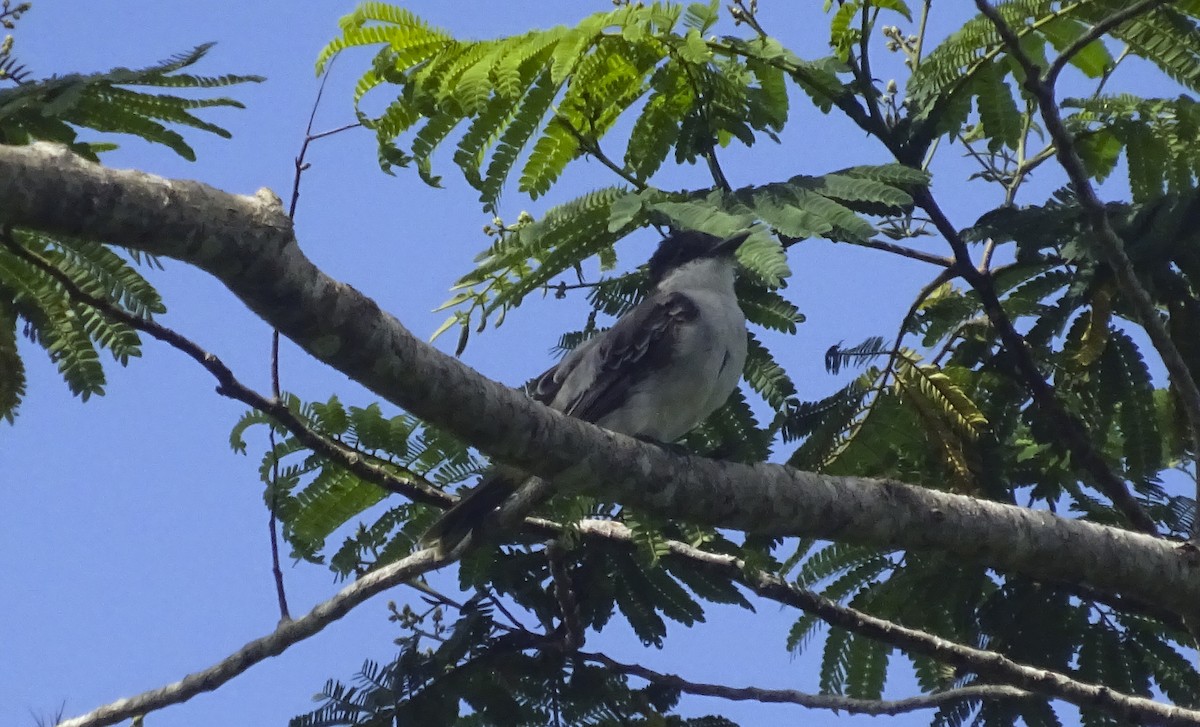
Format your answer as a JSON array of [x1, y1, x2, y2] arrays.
[[599, 287, 746, 442]]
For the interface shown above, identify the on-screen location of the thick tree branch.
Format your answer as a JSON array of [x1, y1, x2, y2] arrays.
[[976, 0, 1200, 535], [55, 547, 451, 727], [2, 142, 1198, 616], [580, 650, 1033, 716]]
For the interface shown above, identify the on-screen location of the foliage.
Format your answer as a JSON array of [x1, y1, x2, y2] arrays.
[[289, 595, 737, 727], [0, 23, 260, 421], [16, 0, 1200, 724], [229, 394, 482, 573], [279, 1, 1200, 723]]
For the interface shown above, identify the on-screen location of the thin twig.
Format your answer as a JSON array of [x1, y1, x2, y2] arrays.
[[1093, 46, 1131, 98], [547, 540, 583, 650], [912, 0, 933, 69], [554, 116, 647, 190], [264, 62, 361, 621], [977, 0, 1200, 535], [849, 237, 956, 267], [580, 650, 1033, 715], [488, 591, 534, 633]]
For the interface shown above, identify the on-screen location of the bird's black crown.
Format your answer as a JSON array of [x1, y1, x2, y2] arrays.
[[646, 230, 744, 286]]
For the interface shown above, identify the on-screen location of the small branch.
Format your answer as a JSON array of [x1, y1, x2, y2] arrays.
[[307, 122, 362, 143], [1043, 0, 1167, 87], [488, 590, 534, 634], [977, 0, 1200, 535], [266, 61, 356, 623], [912, 0, 933, 69], [854, 3, 889, 134], [1093, 46, 1131, 98], [1, 234, 450, 510], [729, 0, 769, 39], [703, 148, 732, 192], [547, 540, 583, 650], [580, 650, 1033, 716], [554, 116, 647, 191], [848, 237, 956, 267], [56, 548, 451, 727]]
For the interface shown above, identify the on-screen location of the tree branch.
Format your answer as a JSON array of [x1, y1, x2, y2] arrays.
[[597, 521, 1200, 727], [912, 187, 1159, 534], [580, 650, 1033, 716], [975, 0, 1200, 536], [2, 142, 1197, 616], [846, 237, 955, 267], [55, 547, 451, 727], [0, 230, 450, 508]]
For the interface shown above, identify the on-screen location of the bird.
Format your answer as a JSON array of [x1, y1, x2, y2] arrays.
[[423, 229, 752, 551]]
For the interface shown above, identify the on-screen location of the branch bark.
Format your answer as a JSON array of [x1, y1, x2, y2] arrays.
[[2, 141, 1199, 616]]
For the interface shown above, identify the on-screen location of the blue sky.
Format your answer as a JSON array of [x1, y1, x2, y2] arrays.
[[1, 2, 1171, 725]]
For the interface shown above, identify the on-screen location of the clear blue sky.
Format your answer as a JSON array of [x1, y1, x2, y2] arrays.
[[1, 2, 1169, 725]]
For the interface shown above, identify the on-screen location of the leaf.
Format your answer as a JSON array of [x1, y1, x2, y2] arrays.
[[735, 279, 805, 333], [0, 43, 260, 160], [1101, 329, 1162, 482], [744, 332, 798, 409], [974, 59, 1022, 152]]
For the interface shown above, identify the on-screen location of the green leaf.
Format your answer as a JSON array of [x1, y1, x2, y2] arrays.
[[974, 60, 1022, 152]]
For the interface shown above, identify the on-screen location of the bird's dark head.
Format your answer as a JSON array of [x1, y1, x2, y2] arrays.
[[646, 230, 751, 286]]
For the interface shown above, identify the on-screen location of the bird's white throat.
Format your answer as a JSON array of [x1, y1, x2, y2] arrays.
[[655, 256, 738, 296]]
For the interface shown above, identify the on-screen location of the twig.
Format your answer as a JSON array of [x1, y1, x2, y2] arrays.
[[55, 548, 450, 727], [579, 650, 1033, 715], [849, 237, 955, 267], [729, 0, 768, 39], [554, 116, 647, 190], [912, 0, 933, 69], [1093, 46, 1131, 98], [977, 0, 1200, 536], [264, 64, 361, 621], [854, 2, 889, 134], [547, 540, 583, 650], [488, 591, 534, 633], [1, 234, 450, 509]]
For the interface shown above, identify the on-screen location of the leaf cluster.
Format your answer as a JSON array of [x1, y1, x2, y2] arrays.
[[0, 230, 164, 421], [0, 42, 261, 160], [1, 35, 259, 419], [229, 395, 481, 574]]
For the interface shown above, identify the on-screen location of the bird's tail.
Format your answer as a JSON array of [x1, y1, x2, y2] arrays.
[[423, 468, 520, 551]]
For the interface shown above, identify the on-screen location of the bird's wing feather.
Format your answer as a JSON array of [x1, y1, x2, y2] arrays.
[[528, 291, 698, 424]]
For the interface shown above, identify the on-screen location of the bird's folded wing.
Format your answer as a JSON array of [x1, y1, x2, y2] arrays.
[[528, 291, 699, 424]]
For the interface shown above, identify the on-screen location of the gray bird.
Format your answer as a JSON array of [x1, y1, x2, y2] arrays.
[[424, 229, 751, 550]]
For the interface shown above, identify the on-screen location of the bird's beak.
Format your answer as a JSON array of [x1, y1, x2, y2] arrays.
[[713, 230, 752, 256]]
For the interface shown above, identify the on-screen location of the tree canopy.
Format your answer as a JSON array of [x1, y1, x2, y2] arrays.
[[7, 1, 1200, 725]]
